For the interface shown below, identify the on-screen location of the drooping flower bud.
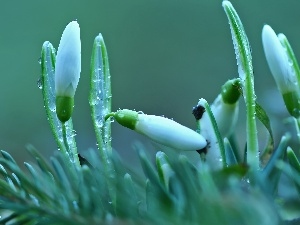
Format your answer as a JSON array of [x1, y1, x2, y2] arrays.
[[106, 109, 207, 151], [55, 21, 81, 122], [262, 24, 300, 118], [211, 78, 240, 137]]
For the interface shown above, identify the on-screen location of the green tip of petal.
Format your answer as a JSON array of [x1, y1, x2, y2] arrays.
[[221, 78, 241, 104], [56, 96, 74, 123], [282, 91, 300, 118], [114, 109, 138, 130]]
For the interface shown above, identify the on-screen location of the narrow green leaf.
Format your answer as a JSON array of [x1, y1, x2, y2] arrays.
[[116, 173, 139, 217], [276, 160, 300, 195], [287, 147, 300, 174], [0, 213, 19, 224], [0, 164, 17, 192], [89, 34, 112, 155], [24, 162, 42, 190], [1, 150, 17, 165], [223, 0, 259, 169], [50, 157, 72, 194], [224, 138, 238, 165], [137, 149, 160, 186], [0, 159, 50, 202], [262, 134, 290, 194], [197, 98, 226, 168], [40, 41, 78, 165], [286, 147, 300, 195], [156, 151, 174, 190], [89, 34, 115, 205], [255, 102, 274, 152], [26, 145, 54, 174]]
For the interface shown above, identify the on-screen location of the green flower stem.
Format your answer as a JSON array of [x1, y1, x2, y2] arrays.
[[223, 1, 259, 169]]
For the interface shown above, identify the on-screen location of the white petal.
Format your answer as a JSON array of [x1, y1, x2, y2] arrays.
[[262, 24, 296, 93], [211, 94, 238, 137], [55, 21, 81, 97], [135, 114, 207, 151], [197, 98, 223, 169]]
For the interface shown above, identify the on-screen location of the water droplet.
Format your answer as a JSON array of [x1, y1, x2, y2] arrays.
[[37, 57, 42, 64], [71, 130, 77, 137], [118, 113, 125, 118], [37, 77, 43, 89], [137, 111, 144, 114]]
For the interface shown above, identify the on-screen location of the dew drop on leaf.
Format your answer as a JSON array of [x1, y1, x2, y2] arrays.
[[37, 77, 43, 89]]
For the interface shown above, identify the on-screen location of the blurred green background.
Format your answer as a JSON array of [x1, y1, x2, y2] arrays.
[[1, 0, 299, 162]]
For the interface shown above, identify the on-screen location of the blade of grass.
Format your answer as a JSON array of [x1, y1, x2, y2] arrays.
[[223, 1, 259, 169], [89, 34, 115, 205]]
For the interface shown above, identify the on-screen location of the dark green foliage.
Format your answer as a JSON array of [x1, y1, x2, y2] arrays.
[[0, 146, 297, 225]]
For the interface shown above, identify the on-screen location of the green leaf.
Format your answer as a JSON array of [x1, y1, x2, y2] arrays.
[[156, 151, 174, 190], [222, 0, 259, 169], [287, 147, 300, 174], [276, 160, 300, 195], [40, 41, 79, 166], [255, 102, 274, 143], [89, 34, 115, 205], [89, 34, 112, 155], [137, 149, 160, 186], [196, 98, 226, 168], [224, 138, 238, 165], [262, 134, 290, 194], [1, 150, 17, 165]]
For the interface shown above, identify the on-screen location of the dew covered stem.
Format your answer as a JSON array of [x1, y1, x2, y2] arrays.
[[223, 1, 259, 169]]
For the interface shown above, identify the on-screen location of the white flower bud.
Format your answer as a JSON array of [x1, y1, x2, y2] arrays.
[[211, 79, 240, 137], [55, 21, 81, 98], [211, 94, 238, 138], [55, 21, 81, 123], [109, 109, 207, 151], [262, 24, 300, 117]]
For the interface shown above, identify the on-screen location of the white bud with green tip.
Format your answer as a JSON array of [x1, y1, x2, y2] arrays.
[[55, 21, 81, 122], [106, 109, 207, 151], [211, 78, 240, 137], [262, 24, 300, 118]]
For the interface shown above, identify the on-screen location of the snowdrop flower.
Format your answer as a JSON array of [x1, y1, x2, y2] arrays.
[[192, 79, 240, 139], [55, 21, 81, 122], [106, 109, 207, 151], [193, 98, 226, 170], [262, 24, 300, 118], [211, 78, 240, 137]]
